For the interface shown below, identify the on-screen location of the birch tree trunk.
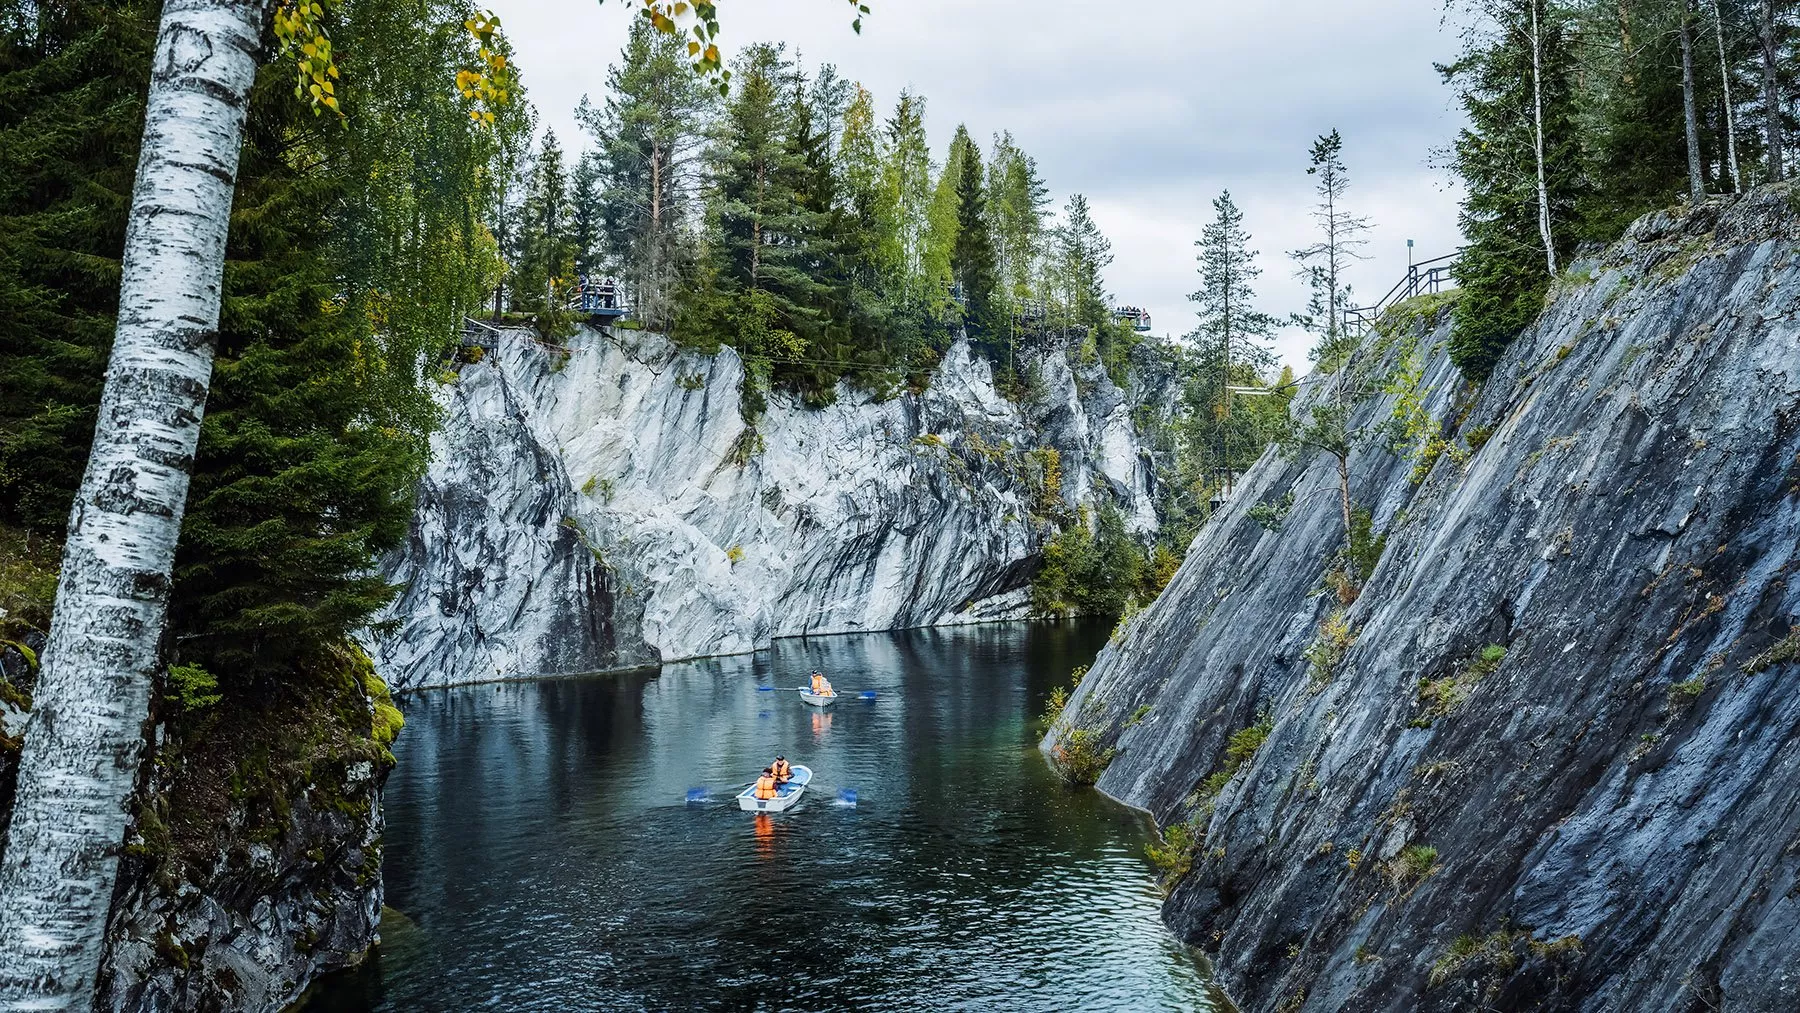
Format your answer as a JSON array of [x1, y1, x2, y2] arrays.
[[1762, 0, 1784, 180], [1530, 0, 1558, 276], [1712, 0, 1741, 191], [0, 1, 267, 1006], [1679, 0, 1707, 199]]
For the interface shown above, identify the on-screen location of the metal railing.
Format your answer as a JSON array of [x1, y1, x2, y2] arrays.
[[1343, 252, 1459, 336]]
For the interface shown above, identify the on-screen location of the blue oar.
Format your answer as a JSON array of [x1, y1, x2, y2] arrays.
[[789, 685, 879, 699], [687, 778, 760, 803]]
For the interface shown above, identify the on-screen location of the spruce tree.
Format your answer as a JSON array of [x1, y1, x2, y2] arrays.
[[1442, 0, 1582, 382], [579, 19, 712, 329], [512, 128, 578, 334], [949, 126, 1002, 350], [1186, 190, 1279, 491], [570, 150, 605, 278], [0, 0, 152, 532], [1053, 194, 1113, 334]]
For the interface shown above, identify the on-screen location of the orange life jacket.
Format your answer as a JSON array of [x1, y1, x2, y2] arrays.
[[812, 674, 832, 695], [754, 774, 778, 800], [773, 760, 792, 781]]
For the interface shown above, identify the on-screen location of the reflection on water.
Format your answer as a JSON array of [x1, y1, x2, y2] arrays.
[[305, 621, 1217, 1012]]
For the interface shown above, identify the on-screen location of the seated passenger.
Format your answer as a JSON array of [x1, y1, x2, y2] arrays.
[[754, 768, 779, 800]]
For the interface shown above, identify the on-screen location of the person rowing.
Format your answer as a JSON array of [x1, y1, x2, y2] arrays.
[[809, 671, 835, 697], [772, 756, 793, 784], [753, 767, 779, 800]]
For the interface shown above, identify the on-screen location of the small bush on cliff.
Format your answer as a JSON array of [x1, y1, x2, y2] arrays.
[[1743, 628, 1800, 674], [1050, 728, 1116, 785], [1428, 927, 1583, 988], [1412, 645, 1506, 727], [1305, 610, 1356, 686], [1246, 491, 1294, 532], [1145, 818, 1203, 893], [1385, 844, 1439, 888], [1030, 504, 1144, 618], [1191, 714, 1274, 815]]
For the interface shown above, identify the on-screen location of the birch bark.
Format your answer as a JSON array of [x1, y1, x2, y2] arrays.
[[1712, 0, 1741, 190], [0, 1, 268, 1007], [1530, 0, 1558, 276], [1762, 0, 1783, 180], [1680, 0, 1706, 199]]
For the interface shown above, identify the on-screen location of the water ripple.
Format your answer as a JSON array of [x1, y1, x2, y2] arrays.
[[306, 623, 1217, 1012]]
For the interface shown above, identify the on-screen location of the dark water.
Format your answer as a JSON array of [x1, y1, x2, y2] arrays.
[[306, 621, 1218, 1012]]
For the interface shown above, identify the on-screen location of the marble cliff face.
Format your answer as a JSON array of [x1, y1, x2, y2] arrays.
[[1047, 189, 1800, 1013], [375, 327, 1163, 689]]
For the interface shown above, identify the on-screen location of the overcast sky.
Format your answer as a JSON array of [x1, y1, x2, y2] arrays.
[[497, 1, 1469, 372]]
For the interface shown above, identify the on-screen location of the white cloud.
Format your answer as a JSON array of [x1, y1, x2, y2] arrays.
[[494, 0, 1470, 372]]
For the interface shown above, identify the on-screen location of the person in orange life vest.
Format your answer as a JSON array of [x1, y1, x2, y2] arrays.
[[809, 672, 834, 696], [772, 756, 793, 784], [754, 768, 779, 800]]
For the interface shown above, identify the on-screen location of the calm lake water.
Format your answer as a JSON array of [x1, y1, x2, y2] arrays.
[[305, 621, 1218, 1011]]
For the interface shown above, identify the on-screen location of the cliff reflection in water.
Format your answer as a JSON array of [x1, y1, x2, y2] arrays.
[[307, 621, 1216, 1012]]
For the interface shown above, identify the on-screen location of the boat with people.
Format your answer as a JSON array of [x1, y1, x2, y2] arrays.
[[737, 764, 812, 812], [800, 670, 837, 707]]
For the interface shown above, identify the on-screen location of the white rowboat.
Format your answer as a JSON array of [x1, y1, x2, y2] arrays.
[[799, 689, 837, 707], [736, 765, 812, 812]]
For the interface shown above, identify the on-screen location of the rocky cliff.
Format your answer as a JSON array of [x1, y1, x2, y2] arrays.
[[374, 326, 1166, 690], [1047, 187, 1800, 1012], [2, 635, 394, 1013]]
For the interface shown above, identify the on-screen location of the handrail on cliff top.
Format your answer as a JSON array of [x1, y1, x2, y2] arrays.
[[1345, 251, 1461, 336]]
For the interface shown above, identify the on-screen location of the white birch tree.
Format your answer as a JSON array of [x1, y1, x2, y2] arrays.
[[0, 2, 870, 1007], [1530, 0, 1558, 275], [1710, 0, 1741, 190], [0, 1, 268, 1003]]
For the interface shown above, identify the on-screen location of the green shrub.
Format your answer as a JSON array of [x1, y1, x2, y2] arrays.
[[1188, 714, 1274, 815], [1667, 676, 1706, 709], [1029, 504, 1145, 619], [1145, 819, 1202, 892], [1050, 728, 1116, 785], [1743, 629, 1799, 674], [165, 664, 223, 713], [1412, 645, 1505, 727], [1345, 507, 1388, 583], [1428, 928, 1582, 988], [1247, 491, 1295, 532], [1385, 843, 1439, 888], [1305, 610, 1355, 686]]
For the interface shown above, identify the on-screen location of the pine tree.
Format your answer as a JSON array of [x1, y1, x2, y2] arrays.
[[951, 127, 1003, 352], [1442, 0, 1582, 382], [578, 19, 713, 329], [513, 128, 578, 334], [1187, 190, 1279, 488], [1289, 130, 1369, 372], [1053, 193, 1113, 334], [986, 132, 1050, 339]]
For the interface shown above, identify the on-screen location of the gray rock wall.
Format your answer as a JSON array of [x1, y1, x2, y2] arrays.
[[375, 328, 1163, 690], [1047, 188, 1800, 1012]]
